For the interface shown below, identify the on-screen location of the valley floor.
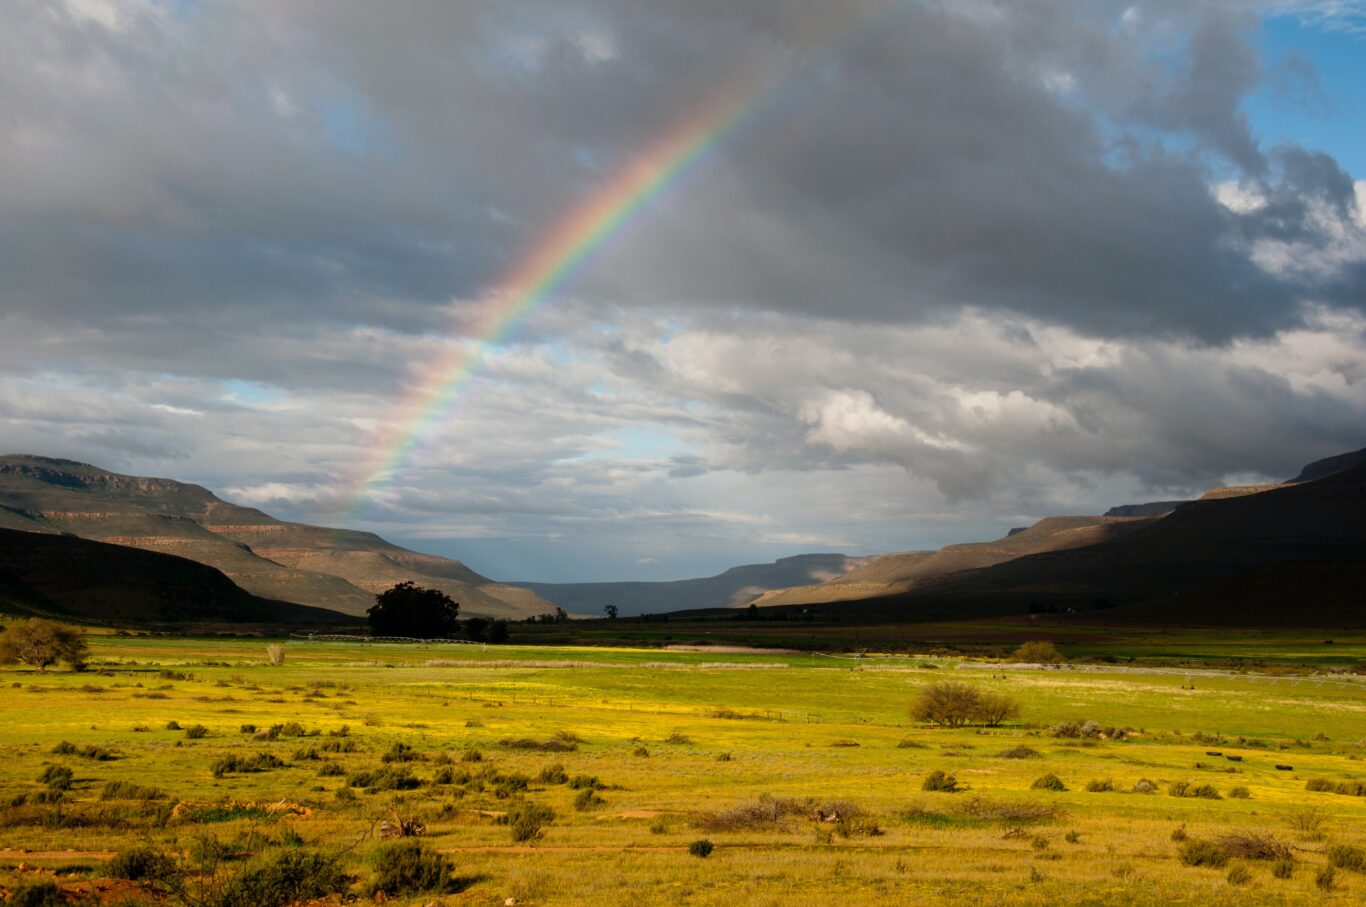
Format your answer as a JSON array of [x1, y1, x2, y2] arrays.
[[3, 636, 1366, 905]]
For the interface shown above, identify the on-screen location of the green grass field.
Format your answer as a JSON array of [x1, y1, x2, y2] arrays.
[[3, 635, 1366, 905]]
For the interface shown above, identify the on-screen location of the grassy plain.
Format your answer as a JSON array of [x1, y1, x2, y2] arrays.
[[2, 634, 1366, 905]]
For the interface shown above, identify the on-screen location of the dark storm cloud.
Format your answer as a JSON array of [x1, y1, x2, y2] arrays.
[[1, 0, 1360, 356]]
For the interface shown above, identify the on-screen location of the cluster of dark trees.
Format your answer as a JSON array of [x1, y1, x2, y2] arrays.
[[523, 607, 569, 624], [366, 581, 508, 642]]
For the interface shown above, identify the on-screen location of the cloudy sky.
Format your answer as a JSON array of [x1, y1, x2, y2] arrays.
[[3, 0, 1365, 582]]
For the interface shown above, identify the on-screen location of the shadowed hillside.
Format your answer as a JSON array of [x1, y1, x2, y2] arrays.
[[0, 456, 558, 620], [0, 528, 341, 625], [515, 554, 871, 617], [754, 516, 1151, 607], [785, 461, 1366, 625]]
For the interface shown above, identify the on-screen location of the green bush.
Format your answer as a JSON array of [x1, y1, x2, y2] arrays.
[[369, 840, 451, 897], [212, 753, 285, 779], [1228, 786, 1250, 799], [8, 880, 64, 907], [921, 770, 960, 792], [37, 765, 73, 790], [109, 846, 177, 881], [185, 724, 209, 739], [1179, 839, 1228, 868], [1083, 778, 1112, 792], [1326, 844, 1365, 872], [688, 839, 714, 858], [346, 766, 421, 792], [568, 775, 602, 790], [500, 801, 555, 842], [101, 780, 165, 800], [381, 742, 420, 763], [215, 850, 345, 907], [1031, 774, 1067, 792], [573, 788, 605, 811], [538, 763, 568, 784]]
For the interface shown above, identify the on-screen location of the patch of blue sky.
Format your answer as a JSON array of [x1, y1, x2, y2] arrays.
[[1249, 14, 1366, 178], [220, 379, 282, 406]]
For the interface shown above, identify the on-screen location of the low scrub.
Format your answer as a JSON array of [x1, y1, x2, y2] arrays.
[[998, 746, 1041, 759], [109, 846, 177, 881], [211, 753, 285, 779], [1215, 832, 1293, 861], [101, 780, 166, 800], [369, 840, 452, 897], [921, 770, 961, 793], [499, 736, 578, 752], [1305, 778, 1366, 797], [1178, 839, 1229, 868], [1168, 780, 1221, 799], [499, 801, 555, 842], [1031, 774, 1067, 792], [1326, 844, 1366, 872], [347, 766, 421, 792]]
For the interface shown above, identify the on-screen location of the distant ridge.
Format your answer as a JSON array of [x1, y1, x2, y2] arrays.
[[1104, 501, 1185, 518], [0, 455, 558, 620], [515, 554, 870, 617]]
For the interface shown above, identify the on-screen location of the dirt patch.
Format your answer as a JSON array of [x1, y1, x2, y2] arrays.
[[0, 848, 115, 861]]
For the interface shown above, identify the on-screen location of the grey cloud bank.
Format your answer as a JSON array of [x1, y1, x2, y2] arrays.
[[1, 0, 1364, 581]]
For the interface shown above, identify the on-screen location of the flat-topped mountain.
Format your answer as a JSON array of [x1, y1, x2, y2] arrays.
[[515, 553, 871, 617], [0, 455, 556, 620]]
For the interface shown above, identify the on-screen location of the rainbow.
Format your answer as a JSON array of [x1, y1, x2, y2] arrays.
[[349, 2, 911, 513], [349, 84, 762, 511]]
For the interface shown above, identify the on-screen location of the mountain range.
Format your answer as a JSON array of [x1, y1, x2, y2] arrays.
[[1, 447, 1362, 628], [0, 455, 556, 621]]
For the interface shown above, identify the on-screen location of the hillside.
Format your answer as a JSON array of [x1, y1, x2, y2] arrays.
[[1289, 446, 1366, 483], [516, 554, 871, 617], [788, 460, 1366, 624], [753, 516, 1151, 607], [0, 528, 341, 625], [0, 456, 558, 620]]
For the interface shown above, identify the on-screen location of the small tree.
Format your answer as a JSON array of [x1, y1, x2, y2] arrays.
[[1012, 640, 1064, 664], [911, 681, 1021, 728], [0, 618, 88, 671], [367, 582, 460, 638], [604, 605, 618, 620]]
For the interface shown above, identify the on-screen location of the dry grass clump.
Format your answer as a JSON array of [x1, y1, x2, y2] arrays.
[[1326, 843, 1365, 872], [697, 794, 808, 831], [101, 780, 165, 800], [998, 745, 1041, 759], [499, 733, 579, 752], [1214, 832, 1293, 861], [1305, 777, 1366, 796], [1168, 780, 1221, 799], [1285, 806, 1326, 838], [956, 797, 1062, 826]]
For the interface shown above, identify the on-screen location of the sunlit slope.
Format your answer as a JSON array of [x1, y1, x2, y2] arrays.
[[0, 455, 557, 619]]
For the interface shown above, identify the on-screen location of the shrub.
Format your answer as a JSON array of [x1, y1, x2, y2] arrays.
[[538, 764, 568, 784], [688, 839, 714, 858], [381, 742, 421, 763], [633, 746, 650, 758], [211, 753, 285, 778], [1286, 806, 1325, 837], [1084, 779, 1113, 792], [51, 741, 77, 755], [318, 762, 344, 777], [1273, 858, 1295, 879], [911, 681, 1020, 728], [1226, 863, 1251, 885], [1012, 640, 1064, 664], [7, 880, 64, 907], [568, 775, 602, 790], [217, 849, 345, 907], [1215, 832, 1292, 861], [461, 748, 483, 763], [1031, 774, 1067, 792], [1228, 786, 1250, 799], [369, 840, 451, 897], [185, 724, 209, 739], [1179, 839, 1228, 868], [101, 780, 165, 800], [109, 846, 177, 881], [266, 644, 285, 666], [921, 770, 960, 792], [347, 766, 420, 792], [502, 801, 555, 842], [1316, 865, 1337, 892], [696, 795, 806, 831], [1326, 843, 1365, 872], [998, 746, 1041, 759], [166, 721, 182, 731], [499, 736, 578, 752], [574, 788, 605, 811], [37, 765, 73, 790], [1132, 779, 1157, 794], [664, 732, 692, 744]]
